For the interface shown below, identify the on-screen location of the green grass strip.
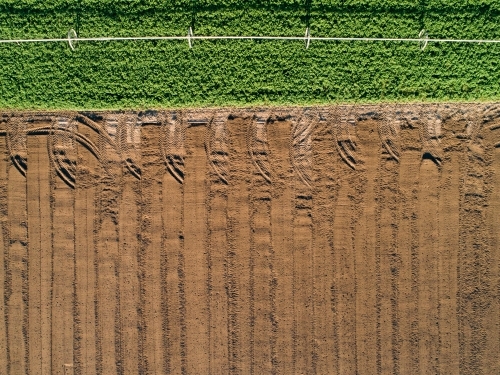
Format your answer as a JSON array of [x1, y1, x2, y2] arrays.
[[1, 0, 500, 109]]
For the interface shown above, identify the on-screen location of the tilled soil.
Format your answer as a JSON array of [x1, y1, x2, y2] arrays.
[[0, 104, 499, 375]]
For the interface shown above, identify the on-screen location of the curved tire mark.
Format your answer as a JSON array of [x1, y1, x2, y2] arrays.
[[6, 117, 28, 177], [75, 114, 115, 146], [291, 112, 314, 187], [378, 112, 401, 162], [206, 113, 229, 185], [334, 110, 359, 170], [249, 114, 272, 184], [117, 115, 142, 180], [419, 108, 443, 166], [161, 112, 186, 184], [48, 117, 77, 189]]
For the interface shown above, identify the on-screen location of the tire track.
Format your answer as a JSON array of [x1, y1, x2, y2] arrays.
[[291, 113, 315, 375], [26, 130, 41, 375], [332, 173, 358, 375], [417, 113, 440, 375], [226, 116, 252, 375], [95, 115, 120, 375], [39, 137, 53, 375], [75, 118, 99, 375], [268, 118, 294, 375], [141, 121, 165, 375], [0, 126, 9, 375], [355, 117, 379, 375], [27, 129, 50, 375], [119, 164, 140, 374], [437, 113, 461, 375], [311, 116, 339, 375], [332, 110, 361, 375], [50, 119, 76, 375], [207, 113, 230, 375], [293, 189, 314, 374], [485, 119, 500, 374], [207, 181, 229, 374], [184, 121, 209, 374], [249, 114, 273, 375], [377, 115, 400, 375], [397, 114, 421, 375], [96, 214, 119, 375], [459, 115, 491, 375], [161, 112, 185, 375], [6, 118, 29, 375]]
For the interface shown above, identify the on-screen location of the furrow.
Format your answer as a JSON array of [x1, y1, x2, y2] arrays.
[[27, 132, 42, 375], [94, 115, 120, 375], [458, 134, 491, 374], [51, 160, 76, 374], [96, 212, 119, 375], [162, 153, 184, 375], [0, 130, 8, 375], [355, 119, 379, 375], [208, 175, 229, 374], [396, 118, 421, 375], [417, 158, 440, 375], [75, 120, 98, 375], [378, 157, 400, 375], [310, 119, 338, 375], [6, 120, 29, 374], [141, 123, 165, 375], [206, 115, 230, 374], [332, 119, 360, 375], [250, 157, 273, 375], [119, 178, 140, 375], [437, 148, 460, 375], [227, 117, 252, 375], [293, 180, 314, 374], [332, 172, 358, 375], [268, 119, 294, 375], [484, 129, 500, 374], [183, 124, 209, 374]]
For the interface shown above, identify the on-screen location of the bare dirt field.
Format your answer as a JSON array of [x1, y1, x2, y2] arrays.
[[0, 104, 499, 375]]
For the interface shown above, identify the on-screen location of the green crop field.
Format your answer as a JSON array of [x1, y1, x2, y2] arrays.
[[1, 0, 500, 109]]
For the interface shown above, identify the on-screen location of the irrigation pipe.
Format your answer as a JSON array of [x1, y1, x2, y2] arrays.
[[1, 29, 500, 51]]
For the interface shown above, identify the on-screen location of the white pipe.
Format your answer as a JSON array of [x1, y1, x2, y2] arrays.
[[1, 36, 500, 44]]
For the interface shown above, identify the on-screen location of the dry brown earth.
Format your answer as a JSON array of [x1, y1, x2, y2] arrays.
[[0, 104, 499, 375]]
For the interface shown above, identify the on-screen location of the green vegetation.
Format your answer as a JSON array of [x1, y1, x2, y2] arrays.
[[1, 0, 500, 109]]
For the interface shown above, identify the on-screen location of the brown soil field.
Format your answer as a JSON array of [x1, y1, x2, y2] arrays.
[[0, 104, 499, 375]]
